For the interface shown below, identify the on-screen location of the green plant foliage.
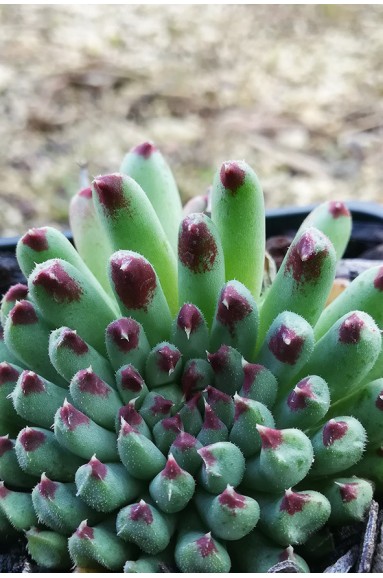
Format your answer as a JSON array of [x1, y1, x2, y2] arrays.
[[0, 142, 381, 572]]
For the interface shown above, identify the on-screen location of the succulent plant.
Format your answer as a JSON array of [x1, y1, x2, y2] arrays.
[[0, 142, 382, 572]]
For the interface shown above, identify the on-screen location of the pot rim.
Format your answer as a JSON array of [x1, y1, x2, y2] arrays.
[[0, 200, 382, 251]]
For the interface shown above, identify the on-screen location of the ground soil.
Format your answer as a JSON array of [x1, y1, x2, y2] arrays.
[[0, 5, 382, 237]]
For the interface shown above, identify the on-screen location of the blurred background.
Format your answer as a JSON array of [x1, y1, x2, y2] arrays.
[[0, 4, 382, 237]]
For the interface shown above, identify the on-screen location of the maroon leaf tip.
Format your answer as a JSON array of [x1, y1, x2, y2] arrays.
[[120, 418, 137, 436], [286, 231, 328, 284], [178, 216, 218, 274], [337, 482, 359, 502], [280, 489, 309, 515], [78, 187, 92, 199], [186, 392, 202, 410], [0, 436, 13, 457], [110, 253, 157, 312], [207, 345, 230, 373], [38, 474, 58, 499], [129, 501, 153, 524], [21, 228, 49, 252], [20, 371, 45, 395], [196, 533, 218, 558], [177, 303, 203, 336], [173, 432, 199, 451], [118, 403, 143, 428], [9, 300, 38, 325], [4, 284, 28, 303], [132, 141, 157, 158], [219, 161, 245, 194], [219, 486, 246, 510], [150, 396, 173, 416], [257, 425, 283, 449], [76, 520, 94, 539], [119, 365, 144, 392], [60, 402, 90, 431], [268, 324, 304, 365], [76, 369, 110, 397], [162, 454, 183, 479], [33, 261, 83, 303], [328, 201, 350, 219], [374, 267, 383, 291], [161, 414, 183, 433], [198, 447, 217, 467], [241, 363, 264, 396], [181, 361, 203, 398], [375, 391, 383, 411], [59, 329, 88, 355], [157, 345, 181, 375], [234, 395, 250, 420], [323, 419, 348, 447], [107, 318, 140, 353], [89, 456, 107, 480], [19, 428, 46, 452], [287, 378, 315, 411], [0, 483, 9, 499], [296, 232, 317, 262], [279, 546, 295, 563], [338, 313, 364, 344], [217, 284, 252, 335], [205, 385, 231, 405], [0, 362, 20, 386], [203, 404, 224, 431], [93, 174, 127, 214]]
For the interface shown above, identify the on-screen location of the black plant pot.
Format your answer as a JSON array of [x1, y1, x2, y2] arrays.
[[265, 201, 383, 256], [1, 199, 383, 273], [0, 202, 383, 573]]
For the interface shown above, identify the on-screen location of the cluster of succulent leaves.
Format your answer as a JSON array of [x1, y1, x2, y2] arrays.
[[0, 142, 383, 573]]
